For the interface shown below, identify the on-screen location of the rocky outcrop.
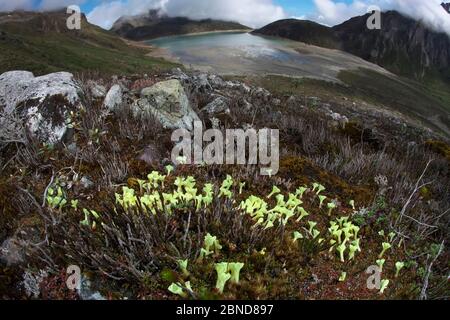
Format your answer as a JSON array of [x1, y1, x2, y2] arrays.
[[132, 79, 200, 131], [0, 71, 83, 144]]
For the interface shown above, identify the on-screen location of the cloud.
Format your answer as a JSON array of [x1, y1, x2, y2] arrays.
[[38, 0, 86, 11], [312, 0, 450, 36], [86, 0, 286, 30], [0, 0, 34, 12]]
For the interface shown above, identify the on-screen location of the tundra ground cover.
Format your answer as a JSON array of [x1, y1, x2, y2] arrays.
[[0, 71, 448, 300]]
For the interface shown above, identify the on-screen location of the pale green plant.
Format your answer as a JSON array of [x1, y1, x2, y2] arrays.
[[168, 283, 187, 298], [46, 186, 67, 209], [349, 200, 355, 210], [318, 195, 327, 208], [228, 262, 244, 284], [327, 202, 337, 216], [339, 272, 347, 282], [395, 262, 405, 277], [165, 165, 174, 176], [376, 259, 386, 272], [219, 175, 234, 199], [379, 242, 392, 258], [295, 186, 308, 199], [215, 262, 232, 294], [379, 279, 389, 294], [293, 231, 303, 243], [199, 233, 222, 259], [296, 207, 309, 222], [267, 186, 281, 199], [337, 242, 346, 262], [177, 259, 189, 277]]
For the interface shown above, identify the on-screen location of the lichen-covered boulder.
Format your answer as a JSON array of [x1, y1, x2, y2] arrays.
[[133, 79, 200, 131], [0, 71, 83, 144]]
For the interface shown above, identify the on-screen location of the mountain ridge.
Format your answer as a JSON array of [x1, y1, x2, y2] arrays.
[[111, 9, 251, 41], [253, 10, 450, 82]]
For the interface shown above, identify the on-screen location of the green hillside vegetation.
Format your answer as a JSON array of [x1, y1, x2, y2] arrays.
[[0, 11, 177, 76]]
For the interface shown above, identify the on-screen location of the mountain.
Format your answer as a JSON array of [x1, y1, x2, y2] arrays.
[[251, 19, 339, 49], [111, 10, 251, 41], [253, 11, 450, 82], [443, 2, 450, 13], [0, 10, 177, 75]]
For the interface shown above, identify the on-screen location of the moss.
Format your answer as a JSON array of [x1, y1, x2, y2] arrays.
[[425, 140, 450, 163], [339, 121, 382, 150], [279, 156, 374, 205]]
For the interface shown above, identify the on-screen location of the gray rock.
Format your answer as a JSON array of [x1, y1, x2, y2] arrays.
[[207, 74, 226, 88], [191, 74, 213, 93], [22, 269, 48, 298], [104, 84, 123, 111], [251, 87, 271, 102], [203, 97, 230, 115], [0, 237, 25, 266], [80, 176, 94, 189], [135, 79, 200, 131], [78, 276, 106, 300], [0, 71, 83, 144], [88, 81, 107, 99]]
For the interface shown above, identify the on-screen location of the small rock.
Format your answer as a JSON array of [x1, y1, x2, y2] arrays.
[[88, 81, 107, 99], [80, 176, 94, 189], [202, 97, 230, 115], [0, 237, 25, 266], [104, 84, 124, 111]]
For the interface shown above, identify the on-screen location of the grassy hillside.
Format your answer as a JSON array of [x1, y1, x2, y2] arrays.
[[227, 69, 450, 138], [0, 11, 178, 76]]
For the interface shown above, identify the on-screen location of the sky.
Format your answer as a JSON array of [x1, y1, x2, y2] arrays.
[[0, 0, 449, 35]]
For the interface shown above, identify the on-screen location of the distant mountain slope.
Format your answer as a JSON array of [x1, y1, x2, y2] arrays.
[[112, 10, 251, 41], [253, 11, 450, 82], [251, 19, 339, 49], [0, 11, 177, 75]]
